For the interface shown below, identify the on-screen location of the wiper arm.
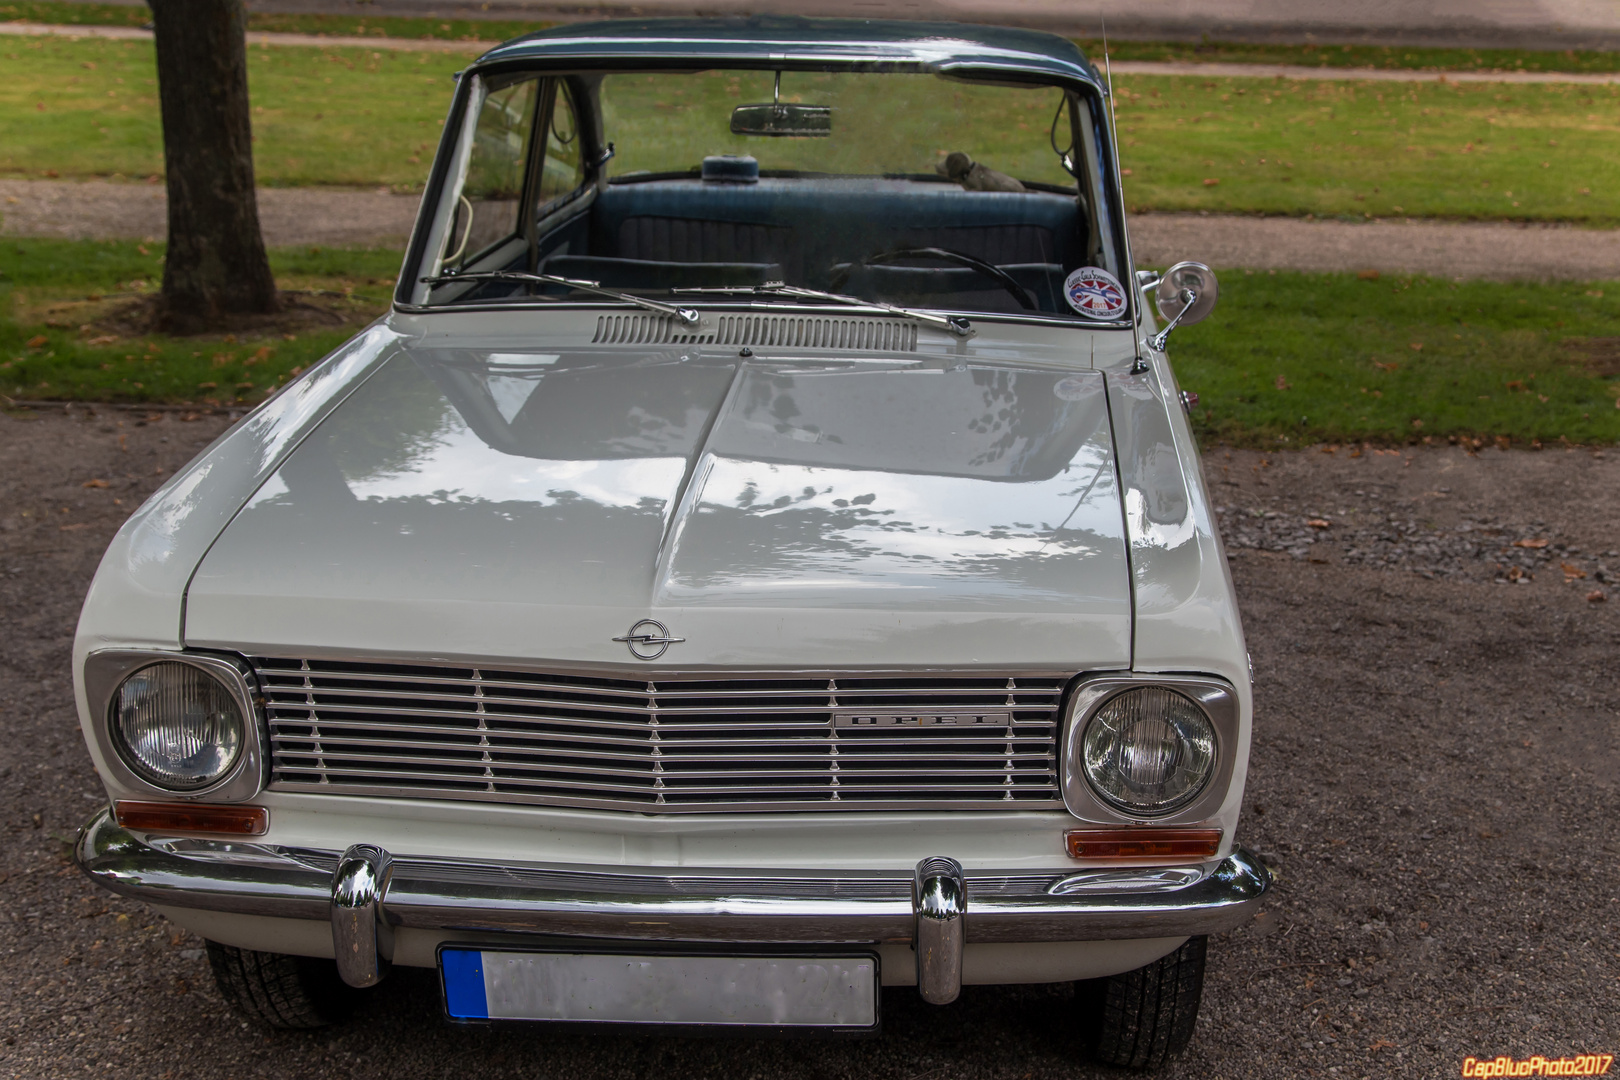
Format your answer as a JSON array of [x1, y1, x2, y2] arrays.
[[673, 282, 975, 339], [419, 269, 700, 327]]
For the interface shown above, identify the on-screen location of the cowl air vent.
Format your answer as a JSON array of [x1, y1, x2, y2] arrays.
[[593, 313, 918, 352]]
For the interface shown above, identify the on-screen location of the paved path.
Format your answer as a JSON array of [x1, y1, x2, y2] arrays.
[[0, 21, 488, 54], [1130, 213, 1620, 281], [1107, 60, 1620, 85], [7, 22, 1620, 84], [5, 179, 1616, 280], [0, 179, 422, 249]]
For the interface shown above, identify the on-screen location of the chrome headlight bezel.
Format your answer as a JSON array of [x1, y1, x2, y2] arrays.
[[1061, 674, 1239, 824], [82, 650, 266, 802]]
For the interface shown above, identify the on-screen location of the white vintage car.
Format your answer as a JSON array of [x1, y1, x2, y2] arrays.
[[73, 17, 1264, 1070]]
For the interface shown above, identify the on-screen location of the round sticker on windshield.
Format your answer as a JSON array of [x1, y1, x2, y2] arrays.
[[1064, 267, 1127, 319]]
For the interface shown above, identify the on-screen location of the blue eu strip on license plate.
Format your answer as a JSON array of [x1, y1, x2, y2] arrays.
[[440, 948, 879, 1028]]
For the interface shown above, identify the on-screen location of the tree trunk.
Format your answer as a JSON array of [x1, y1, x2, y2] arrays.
[[149, 0, 280, 333]]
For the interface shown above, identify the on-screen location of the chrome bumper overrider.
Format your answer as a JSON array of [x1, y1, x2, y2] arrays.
[[76, 809, 1269, 1003]]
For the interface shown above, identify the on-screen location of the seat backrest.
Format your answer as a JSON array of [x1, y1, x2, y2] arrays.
[[592, 179, 1080, 291]]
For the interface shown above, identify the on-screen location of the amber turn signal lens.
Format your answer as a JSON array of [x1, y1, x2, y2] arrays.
[[114, 801, 268, 836], [1065, 828, 1222, 860]]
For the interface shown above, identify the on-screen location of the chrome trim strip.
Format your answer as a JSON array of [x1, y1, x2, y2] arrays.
[[82, 649, 267, 803], [912, 857, 965, 1005], [76, 810, 1270, 946]]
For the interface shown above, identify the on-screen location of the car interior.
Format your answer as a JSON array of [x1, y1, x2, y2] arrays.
[[419, 69, 1121, 319]]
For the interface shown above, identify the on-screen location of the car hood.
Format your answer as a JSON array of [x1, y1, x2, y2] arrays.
[[185, 344, 1131, 668]]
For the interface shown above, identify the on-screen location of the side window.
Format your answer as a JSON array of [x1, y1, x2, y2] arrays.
[[446, 75, 540, 269], [535, 81, 585, 215]]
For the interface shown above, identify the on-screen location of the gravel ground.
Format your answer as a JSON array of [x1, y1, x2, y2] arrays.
[[7, 178, 1620, 281], [0, 179, 422, 248], [0, 408, 1616, 1078], [1130, 214, 1620, 282]]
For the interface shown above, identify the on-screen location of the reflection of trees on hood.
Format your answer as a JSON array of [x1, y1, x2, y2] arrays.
[[319, 359, 460, 487], [676, 483, 1113, 603], [965, 368, 1075, 472]]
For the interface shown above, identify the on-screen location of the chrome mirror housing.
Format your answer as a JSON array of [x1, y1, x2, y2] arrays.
[[1148, 261, 1218, 351], [1155, 261, 1218, 326]]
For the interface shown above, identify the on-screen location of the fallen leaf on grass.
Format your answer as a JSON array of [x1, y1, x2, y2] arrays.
[[1202, 177, 1220, 186], [1357, 269, 1380, 281], [26, 335, 48, 349], [81, 479, 109, 489], [1409, 342, 1423, 351], [196, 381, 217, 390], [1372, 361, 1399, 371], [1588, 590, 1607, 603], [86, 335, 118, 346], [1275, 375, 1291, 390], [1513, 538, 1549, 549]]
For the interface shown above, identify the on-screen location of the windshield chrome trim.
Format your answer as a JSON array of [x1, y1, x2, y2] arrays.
[[391, 298, 1131, 332]]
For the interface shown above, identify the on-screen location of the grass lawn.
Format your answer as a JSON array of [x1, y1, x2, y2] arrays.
[[0, 1, 547, 45], [0, 35, 471, 188], [1082, 39, 1620, 75], [1175, 270, 1620, 447], [9, 2, 1620, 74], [4, 36, 1618, 223], [1, 239, 398, 405], [1112, 74, 1620, 221], [5, 240, 1617, 446]]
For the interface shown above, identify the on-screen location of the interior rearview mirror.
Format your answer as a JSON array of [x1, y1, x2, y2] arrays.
[[731, 72, 831, 137], [730, 103, 831, 137]]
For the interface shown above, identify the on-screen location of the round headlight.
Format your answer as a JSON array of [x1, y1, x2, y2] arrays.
[[1081, 687, 1216, 815], [110, 662, 244, 791]]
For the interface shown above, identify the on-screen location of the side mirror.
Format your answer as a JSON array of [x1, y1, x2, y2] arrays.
[[1148, 261, 1218, 351]]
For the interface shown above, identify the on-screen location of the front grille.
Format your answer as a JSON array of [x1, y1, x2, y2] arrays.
[[256, 658, 1068, 813]]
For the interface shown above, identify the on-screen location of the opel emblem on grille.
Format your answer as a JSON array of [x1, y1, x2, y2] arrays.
[[613, 619, 685, 661]]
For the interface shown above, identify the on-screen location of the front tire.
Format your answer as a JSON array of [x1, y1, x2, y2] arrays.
[[1078, 935, 1207, 1070], [205, 941, 362, 1029]]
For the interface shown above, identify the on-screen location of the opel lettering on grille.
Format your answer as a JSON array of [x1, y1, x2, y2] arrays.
[[834, 711, 1011, 728]]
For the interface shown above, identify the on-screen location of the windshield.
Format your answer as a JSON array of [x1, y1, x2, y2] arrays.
[[412, 67, 1126, 324]]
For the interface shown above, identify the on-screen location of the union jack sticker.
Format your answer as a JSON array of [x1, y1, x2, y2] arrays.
[[1063, 266, 1127, 319]]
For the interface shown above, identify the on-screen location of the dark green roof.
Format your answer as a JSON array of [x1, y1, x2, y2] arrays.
[[475, 16, 1103, 91]]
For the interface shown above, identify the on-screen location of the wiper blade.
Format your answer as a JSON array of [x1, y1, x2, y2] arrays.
[[419, 270, 700, 327], [673, 282, 974, 339]]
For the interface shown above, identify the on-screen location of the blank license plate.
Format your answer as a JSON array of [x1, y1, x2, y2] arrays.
[[441, 948, 879, 1029]]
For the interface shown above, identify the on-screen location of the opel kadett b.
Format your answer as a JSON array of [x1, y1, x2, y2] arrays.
[[73, 18, 1267, 1070]]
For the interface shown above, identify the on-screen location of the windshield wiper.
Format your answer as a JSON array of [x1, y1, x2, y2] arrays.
[[419, 269, 700, 327], [673, 282, 974, 339]]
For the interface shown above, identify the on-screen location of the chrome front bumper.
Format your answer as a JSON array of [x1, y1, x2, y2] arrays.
[[76, 809, 1269, 1004]]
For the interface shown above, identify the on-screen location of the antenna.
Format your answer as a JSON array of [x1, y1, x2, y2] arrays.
[[1099, 15, 1144, 362]]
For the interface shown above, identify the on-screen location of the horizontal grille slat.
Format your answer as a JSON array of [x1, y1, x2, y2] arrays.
[[258, 657, 1068, 813]]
